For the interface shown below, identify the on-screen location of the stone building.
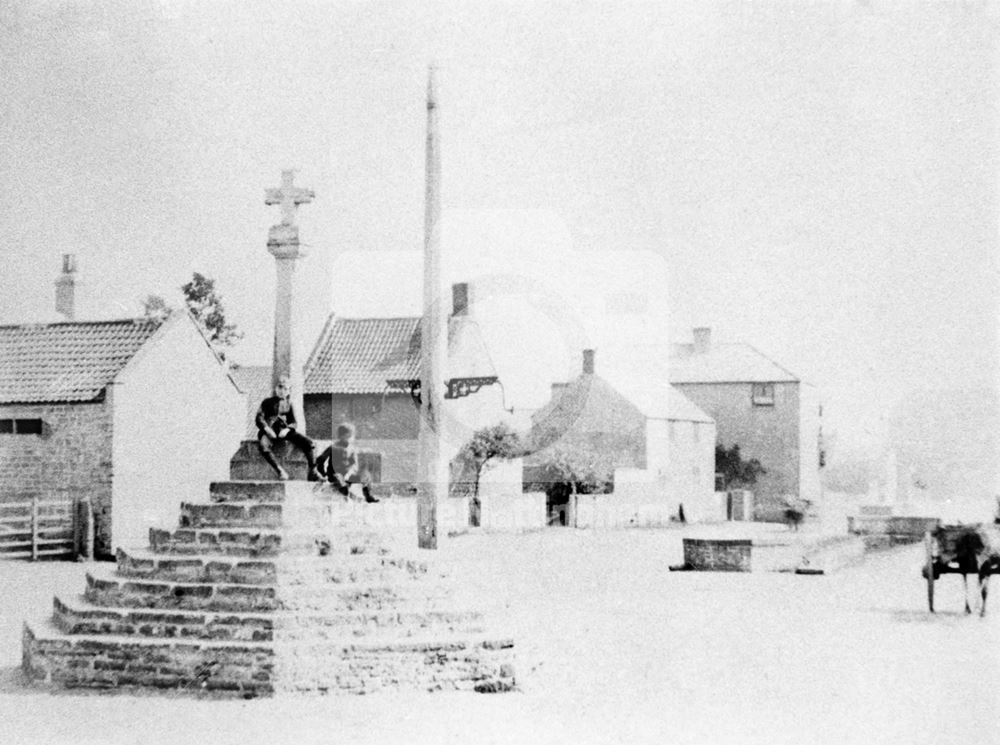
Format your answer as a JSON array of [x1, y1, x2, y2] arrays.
[[670, 327, 823, 521], [523, 349, 717, 526], [0, 312, 246, 555]]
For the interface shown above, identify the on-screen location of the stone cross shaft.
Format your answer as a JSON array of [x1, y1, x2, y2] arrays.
[[263, 169, 314, 432], [265, 170, 315, 227]]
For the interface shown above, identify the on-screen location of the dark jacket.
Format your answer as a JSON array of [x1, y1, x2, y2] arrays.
[[256, 395, 296, 434], [317, 440, 358, 480]]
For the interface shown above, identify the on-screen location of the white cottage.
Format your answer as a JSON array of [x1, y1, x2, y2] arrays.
[[0, 312, 246, 555]]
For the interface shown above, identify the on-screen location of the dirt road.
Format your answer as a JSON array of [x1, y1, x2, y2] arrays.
[[1, 530, 997, 745]]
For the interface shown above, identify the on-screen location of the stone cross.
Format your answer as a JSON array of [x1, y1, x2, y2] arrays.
[[265, 170, 315, 227], [264, 169, 314, 433]]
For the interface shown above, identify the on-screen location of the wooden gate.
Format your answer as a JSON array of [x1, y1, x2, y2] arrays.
[[0, 495, 76, 560]]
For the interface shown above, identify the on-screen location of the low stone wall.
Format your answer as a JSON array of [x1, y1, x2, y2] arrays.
[[478, 493, 547, 531], [575, 494, 677, 529], [683, 538, 752, 572], [847, 515, 941, 549]]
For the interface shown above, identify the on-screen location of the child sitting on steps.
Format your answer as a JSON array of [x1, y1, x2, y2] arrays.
[[255, 376, 320, 481], [317, 423, 379, 503]]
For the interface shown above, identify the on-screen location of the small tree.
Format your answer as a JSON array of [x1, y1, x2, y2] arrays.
[[715, 443, 765, 490], [181, 272, 243, 356], [141, 294, 171, 320], [532, 438, 614, 497], [454, 423, 524, 500]]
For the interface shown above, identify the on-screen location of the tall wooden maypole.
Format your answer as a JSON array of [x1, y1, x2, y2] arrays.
[[417, 65, 449, 549]]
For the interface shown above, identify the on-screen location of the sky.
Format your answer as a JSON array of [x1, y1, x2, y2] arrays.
[[1, 0, 997, 454]]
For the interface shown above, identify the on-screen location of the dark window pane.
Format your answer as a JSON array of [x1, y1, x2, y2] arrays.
[[0, 420, 12, 434], [15, 419, 43, 434]]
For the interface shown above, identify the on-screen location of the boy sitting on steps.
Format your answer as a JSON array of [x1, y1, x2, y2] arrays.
[[317, 423, 379, 503], [255, 376, 320, 481]]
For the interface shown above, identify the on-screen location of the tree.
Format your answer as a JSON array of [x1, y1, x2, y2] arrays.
[[529, 434, 615, 497], [180, 272, 243, 355], [141, 294, 171, 321], [715, 443, 766, 490], [142, 274, 242, 358], [453, 423, 525, 500]]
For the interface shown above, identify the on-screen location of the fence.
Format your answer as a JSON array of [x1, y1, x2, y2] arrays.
[[0, 495, 85, 561]]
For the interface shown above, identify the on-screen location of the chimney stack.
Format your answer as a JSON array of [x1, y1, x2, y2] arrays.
[[55, 254, 77, 320], [452, 282, 470, 316], [692, 327, 711, 355], [582, 349, 595, 375]]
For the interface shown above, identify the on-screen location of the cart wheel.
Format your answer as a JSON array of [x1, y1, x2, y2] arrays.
[[925, 531, 935, 613]]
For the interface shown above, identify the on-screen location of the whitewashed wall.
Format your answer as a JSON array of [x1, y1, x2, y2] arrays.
[[110, 316, 246, 549]]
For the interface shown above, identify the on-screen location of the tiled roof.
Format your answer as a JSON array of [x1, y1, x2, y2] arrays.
[[304, 315, 498, 395], [305, 317, 421, 395], [669, 343, 800, 384], [0, 318, 165, 403]]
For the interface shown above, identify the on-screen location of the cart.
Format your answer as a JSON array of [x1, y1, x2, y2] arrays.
[[922, 523, 998, 613]]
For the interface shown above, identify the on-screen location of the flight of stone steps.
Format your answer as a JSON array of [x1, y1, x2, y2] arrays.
[[22, 481, 516, 696]]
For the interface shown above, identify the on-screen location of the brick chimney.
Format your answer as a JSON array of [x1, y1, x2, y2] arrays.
[[582, 349, 595, 375], [692, 327, 711, 355], [55, 254, 77, 320], [452, 282, 470, 317]]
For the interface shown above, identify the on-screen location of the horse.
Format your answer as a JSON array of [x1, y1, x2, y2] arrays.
[[951, 527, 1000, 616]]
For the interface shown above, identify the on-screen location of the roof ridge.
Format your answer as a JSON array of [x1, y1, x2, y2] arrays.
[[334, 315, 420, 323], [0, 316, 161, 331], [739, 342, 801, 381]]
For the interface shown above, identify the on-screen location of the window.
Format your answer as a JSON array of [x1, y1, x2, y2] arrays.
[[0, 418, 43, 434], [751, 383, 775, 406], [15, 419, 43, 434], [693, 422, 700, 443]]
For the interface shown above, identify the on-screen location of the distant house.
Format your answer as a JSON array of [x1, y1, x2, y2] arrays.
[[298, 282, 510, 485], [0, 313, 246, 555], [524, 349, 717, 526], [669, 327, 823, 521]]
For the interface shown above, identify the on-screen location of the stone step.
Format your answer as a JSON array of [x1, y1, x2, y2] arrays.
[[115, 548, 431, 585], [85, 569, 453, 614], [85, 570, 281, 613], [116, 548, 279, 585], [148, 526, 394, 558], [271, 635, 516, 694], [22, 619, 275, 696], [23, 619, 516, 695], [150, 527, 307, 558], [53, 595, 275, 642], [53, 594, 489, 643], [179, 501, 285, 529], [208, 481, 327, 504]]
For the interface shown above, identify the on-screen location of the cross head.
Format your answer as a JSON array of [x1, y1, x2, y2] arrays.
[[265, 170, 315, 226]]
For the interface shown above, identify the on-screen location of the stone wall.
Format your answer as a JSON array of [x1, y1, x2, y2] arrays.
[[0, 401, 113, 554], [683, 538, 752, 571]]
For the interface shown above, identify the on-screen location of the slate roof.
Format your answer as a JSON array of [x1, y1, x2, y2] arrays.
[[304, 315, 497, 395], [0, 318, 165, 404], [669, 343, 800, 384]]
